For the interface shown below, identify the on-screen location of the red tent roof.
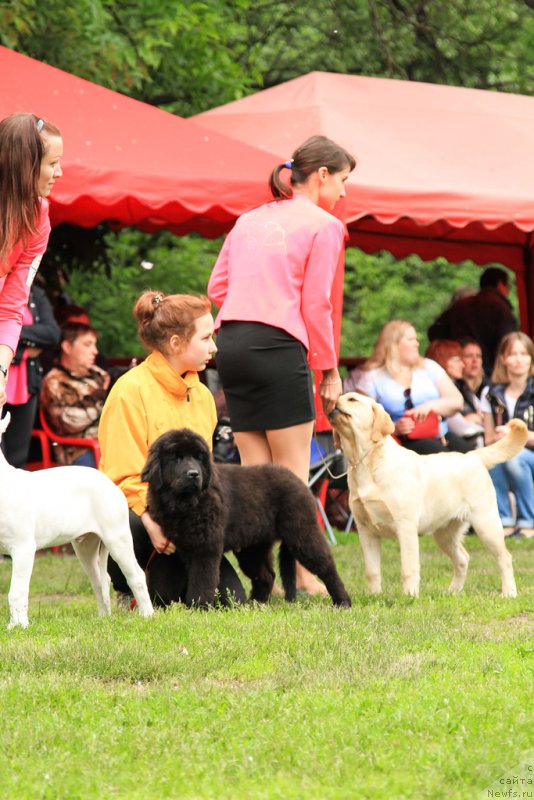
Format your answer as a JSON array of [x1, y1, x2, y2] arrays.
[[0, 46, 273, 236], [196, 71, 534, 262], [195, 71, 534, 331]]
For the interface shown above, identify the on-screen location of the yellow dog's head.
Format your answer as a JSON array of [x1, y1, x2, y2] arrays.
[[328, 392, 395, 456]]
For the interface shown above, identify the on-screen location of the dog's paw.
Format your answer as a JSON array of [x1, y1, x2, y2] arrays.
[[501, 587, 518, 598], [7, 620, 29, 630]]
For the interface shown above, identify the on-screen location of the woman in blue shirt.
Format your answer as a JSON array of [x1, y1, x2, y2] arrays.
[[355, 320, 463, 454]]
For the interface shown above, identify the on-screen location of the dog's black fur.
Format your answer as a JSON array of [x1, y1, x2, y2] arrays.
[[141, 428, 352, 608], [107, 509, 247, 609]]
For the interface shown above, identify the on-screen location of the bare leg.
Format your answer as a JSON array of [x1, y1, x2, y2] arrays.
[[268, 422, 328, 595], [233, 430, 272, 466], [266, 423, 315, 483], [233, 431, 284, 595], [234, 424, 327, 595]]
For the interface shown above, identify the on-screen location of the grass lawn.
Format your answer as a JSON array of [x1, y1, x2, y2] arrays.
[[0, 534, 532, 800]]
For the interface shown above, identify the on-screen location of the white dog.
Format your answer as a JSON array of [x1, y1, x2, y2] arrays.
[[329, 392, 526, 598], [0, 412, 153, 628]]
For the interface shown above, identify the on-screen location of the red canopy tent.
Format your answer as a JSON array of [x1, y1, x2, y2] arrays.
[[0, 46, 274, 237], [195, 71, 534, 334]]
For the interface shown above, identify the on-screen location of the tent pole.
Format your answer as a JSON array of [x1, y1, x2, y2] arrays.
[[522, 233, 534, 339]]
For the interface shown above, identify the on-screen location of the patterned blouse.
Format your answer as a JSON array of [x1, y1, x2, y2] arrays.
[[39, 364, 110, 464]]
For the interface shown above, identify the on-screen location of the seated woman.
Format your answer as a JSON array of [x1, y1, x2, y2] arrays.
[[425, 339, 484, 451], [481, 331, 534, 539], [354, 320, 463, 454], [459, 337, 488, 404], [39, 322, 109, 466], [98, 290, 246, 607]]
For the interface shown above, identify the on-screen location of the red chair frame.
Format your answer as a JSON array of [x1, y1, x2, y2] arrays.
[[31, 407, 101, 468]]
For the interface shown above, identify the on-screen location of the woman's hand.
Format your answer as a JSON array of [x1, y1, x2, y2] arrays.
[[395, 415, 415, 436], [141, 511, 176, 555], [405, 401, 436, 421], [319, 371, 342, 417]]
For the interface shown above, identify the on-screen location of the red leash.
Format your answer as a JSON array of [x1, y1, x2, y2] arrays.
[[129, 538, 170, 610]]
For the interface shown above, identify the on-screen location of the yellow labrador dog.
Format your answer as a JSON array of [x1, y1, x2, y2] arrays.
[[329, 392, 526, 597]]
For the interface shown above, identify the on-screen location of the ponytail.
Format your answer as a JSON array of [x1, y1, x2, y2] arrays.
[[268, 135, 356, 201]]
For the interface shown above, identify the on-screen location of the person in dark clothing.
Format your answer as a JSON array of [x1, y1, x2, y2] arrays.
[[425, 338, 484, 451], [428, 267, 517, 376], [481, 331, 534, 539], [455, 338, 489, 430], [2, 285, 60, 467]]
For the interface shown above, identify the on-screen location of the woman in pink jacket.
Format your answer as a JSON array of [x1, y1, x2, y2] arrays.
[[0, 112, 63, 407], [208, 135, 356, 595]]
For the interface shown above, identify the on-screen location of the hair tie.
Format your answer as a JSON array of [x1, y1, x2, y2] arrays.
[[284, 159, 294, 170], [36, 118, 45, 132], [152, 293, 163, 307]]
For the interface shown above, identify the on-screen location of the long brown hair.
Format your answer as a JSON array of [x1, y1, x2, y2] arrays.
[[269, 135, 356, 200], [0, 112, 61, 264], [134, 291, 211, 353], [492, 332, 534, 383]]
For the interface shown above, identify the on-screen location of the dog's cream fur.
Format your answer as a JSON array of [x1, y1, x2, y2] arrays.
[[0, 412, 153, 628], [329, 392, 526, 597]]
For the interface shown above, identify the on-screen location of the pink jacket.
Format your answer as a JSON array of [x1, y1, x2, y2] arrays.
[[208, 194, 345, 370], [0, 199, 51, 354]]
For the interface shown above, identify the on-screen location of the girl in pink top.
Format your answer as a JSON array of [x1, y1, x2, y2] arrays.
[[208, 135, 356, 596], [0, 112, 63, 407]]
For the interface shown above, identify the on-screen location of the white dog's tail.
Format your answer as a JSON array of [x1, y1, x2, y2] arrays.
[[0, 411, 11, 439], [474, 418, 528, 469]]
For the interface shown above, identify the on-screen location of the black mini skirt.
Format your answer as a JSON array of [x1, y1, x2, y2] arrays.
[[214, 321, 315, 432]]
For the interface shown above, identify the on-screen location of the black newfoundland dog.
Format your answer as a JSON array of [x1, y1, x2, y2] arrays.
[[141, 428, 352, 608]]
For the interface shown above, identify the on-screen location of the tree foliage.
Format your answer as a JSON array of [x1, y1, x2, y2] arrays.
[[232, 0, 533, 95], [341, 249, 517, 359], [53, 227, 221, 357], [0, 0, 257, 115], [2, 0, 532, 111]]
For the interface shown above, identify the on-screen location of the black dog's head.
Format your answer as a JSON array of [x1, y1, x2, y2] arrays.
[[141, 428, 213, 499]]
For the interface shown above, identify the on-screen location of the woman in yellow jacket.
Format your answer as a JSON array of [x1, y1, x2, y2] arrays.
[[98, 290, 245, 606]]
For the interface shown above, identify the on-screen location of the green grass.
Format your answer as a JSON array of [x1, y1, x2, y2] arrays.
[[0, 535, 532, 800]]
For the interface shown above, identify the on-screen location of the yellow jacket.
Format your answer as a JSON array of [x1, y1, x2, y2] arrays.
[[99, 350, 217, 515]]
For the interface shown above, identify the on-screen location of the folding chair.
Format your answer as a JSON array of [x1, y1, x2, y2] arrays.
[[308, 437, 344, 545]]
